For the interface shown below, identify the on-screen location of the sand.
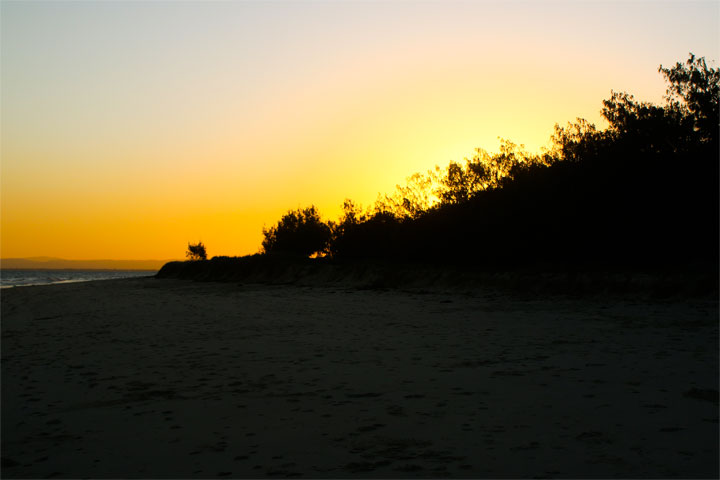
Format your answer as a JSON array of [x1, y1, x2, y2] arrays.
[[1, 276, 718, 478]]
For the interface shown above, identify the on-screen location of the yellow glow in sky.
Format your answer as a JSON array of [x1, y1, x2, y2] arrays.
[[1, 1, 718, 260]]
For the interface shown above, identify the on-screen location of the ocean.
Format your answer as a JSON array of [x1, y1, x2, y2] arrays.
[[0, 269, 155, 288]]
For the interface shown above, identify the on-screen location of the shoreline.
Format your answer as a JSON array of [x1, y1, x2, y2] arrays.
[[2, 277, 718, 478], [0, 278, 150, 290], [0, 271, 155, 290]]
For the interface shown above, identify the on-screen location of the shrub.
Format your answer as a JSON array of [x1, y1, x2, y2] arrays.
[[186, 242, 207, 261], [261, 206, 332, 257]]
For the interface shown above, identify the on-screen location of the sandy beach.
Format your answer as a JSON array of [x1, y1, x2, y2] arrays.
[[2, 276, 718, 478]]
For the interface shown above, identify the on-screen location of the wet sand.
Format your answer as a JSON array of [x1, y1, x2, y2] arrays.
[[1, 277, 718, 478]]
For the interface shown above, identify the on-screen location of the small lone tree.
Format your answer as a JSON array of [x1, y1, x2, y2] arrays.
[[186, 242, 207, 261]]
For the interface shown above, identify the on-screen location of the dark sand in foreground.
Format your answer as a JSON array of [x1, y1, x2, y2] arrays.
[[2, 277, 718, 478]]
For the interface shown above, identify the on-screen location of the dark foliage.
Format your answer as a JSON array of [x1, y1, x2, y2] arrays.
[[186, 242, 207, 261], [659, 54, 719, 148], [158, 59, 717, 294], [168, 54, 714, 275], [261, 206, 332, 257], [322, 53, 718, 272]]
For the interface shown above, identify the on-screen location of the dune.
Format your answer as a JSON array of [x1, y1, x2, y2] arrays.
[[1, 276, 717, 478]]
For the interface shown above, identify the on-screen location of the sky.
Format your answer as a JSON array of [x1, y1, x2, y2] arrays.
[[1, 0, 718, 261]]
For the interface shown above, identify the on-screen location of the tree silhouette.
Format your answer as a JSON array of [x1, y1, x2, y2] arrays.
[[659, 54, 719, 147], [186, 242, 207, 261], [550, 118, 604, 162], [261, 206, 332, 257], [375, 171, 441, 219], [258, 53, 717, 271]]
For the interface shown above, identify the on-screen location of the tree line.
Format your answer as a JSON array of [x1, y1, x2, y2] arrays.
[[227, 54, 719, 271]]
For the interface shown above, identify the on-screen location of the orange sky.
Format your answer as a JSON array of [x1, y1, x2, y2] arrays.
[[2, 1, 718, 260]]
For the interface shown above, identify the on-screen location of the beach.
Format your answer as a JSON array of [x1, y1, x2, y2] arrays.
[[2, 276, 718, 478]]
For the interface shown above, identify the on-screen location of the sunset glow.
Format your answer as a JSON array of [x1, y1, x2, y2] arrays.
[[2, 1, 718, 260]]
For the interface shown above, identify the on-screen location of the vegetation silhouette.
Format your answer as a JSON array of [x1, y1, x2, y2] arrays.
[[261, 206, 332, 257], [186, 242, 207, 261], [323, 53, 718, 271], [159, 54, 717, 284]]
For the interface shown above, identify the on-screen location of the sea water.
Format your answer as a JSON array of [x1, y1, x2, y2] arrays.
[[0, 269, 154, 288]]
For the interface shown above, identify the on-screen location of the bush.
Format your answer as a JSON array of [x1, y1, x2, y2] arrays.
[[261, 206, 332, 257], [186, 242, 207, 261]]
